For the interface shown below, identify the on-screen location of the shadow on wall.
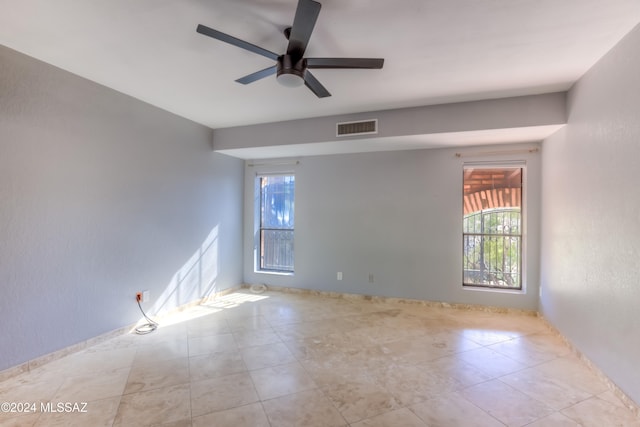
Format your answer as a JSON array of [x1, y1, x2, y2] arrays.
[[149, 225, 220, 316]]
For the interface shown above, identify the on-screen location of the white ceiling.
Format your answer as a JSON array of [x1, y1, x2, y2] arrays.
[[1, 0, 639, 133]]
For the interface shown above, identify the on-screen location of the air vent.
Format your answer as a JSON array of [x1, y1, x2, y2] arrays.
[[336, 119, 378, 137]]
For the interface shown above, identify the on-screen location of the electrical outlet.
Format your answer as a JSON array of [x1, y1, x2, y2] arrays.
[[136, 290, 150, 303], [337, 272, 343, 281]]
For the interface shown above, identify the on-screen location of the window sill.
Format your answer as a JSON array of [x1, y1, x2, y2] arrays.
[[463, 285, 525, 295], [254, 270, 295, 276]]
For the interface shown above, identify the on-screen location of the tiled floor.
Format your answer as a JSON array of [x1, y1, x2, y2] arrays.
[[1, 289, 639, 427]]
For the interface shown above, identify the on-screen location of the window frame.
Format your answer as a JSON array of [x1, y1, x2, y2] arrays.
[[255, 173, 295, 274], [462, 163, 526, 292]]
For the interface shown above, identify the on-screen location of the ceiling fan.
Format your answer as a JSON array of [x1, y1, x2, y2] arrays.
[[196, 0, 384, 98]]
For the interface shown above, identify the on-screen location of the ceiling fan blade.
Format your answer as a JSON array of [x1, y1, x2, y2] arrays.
[[197, 24, 279, 61], [235, 65, 278, 84], [306, 58, 384, 69], [286, 0, 321, 58], [303, 70, 330, 98]]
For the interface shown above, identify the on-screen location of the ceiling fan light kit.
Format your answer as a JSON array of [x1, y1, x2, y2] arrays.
[[277, 55, 305, 87], [196, 0, 384, 98]]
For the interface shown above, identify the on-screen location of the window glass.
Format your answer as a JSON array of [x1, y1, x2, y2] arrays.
[[259, 175, 295, 272], [463, 167, 522, 289]]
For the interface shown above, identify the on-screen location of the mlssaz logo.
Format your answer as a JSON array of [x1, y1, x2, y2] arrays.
[[40, 402, 88, 413]]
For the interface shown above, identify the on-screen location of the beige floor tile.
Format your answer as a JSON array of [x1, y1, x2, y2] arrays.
[[134, 337, 189, 362], [187, 333, 237, 357], [33, 396, 120, 427], [192, 402, 270, 427], [86, 335, 140, 352], [190, 372, 259, 417], [456, 313, 545, 337], [500, 365, 594, 410], [419, 356, 492, 389], [338, 346, 394, 373], [408, 391, 504, 427], [0, 366, 62, 392], [150, 420, 192, 427], [0, 377, 62, 425], [274, 318, 357, 342], [0, 375, 61, 403], [535, 356, 608, 395], [339, 326, 391, 347], [52, 366, 130, 402], [113, 383, 191, 427], [0, 412, 41, 427], [372, 363, 459, 406], [262, 389, 347, 427], [249, 361, 317, 400], [350, 407, 427, 427], [300, 355, 371, 387], [187, 318, 231, 338], [45, 346, 138, 378], [320, 376, 402, 423], [461, 379, 555, 426], [488, 332, 570, 366], [124, 333, 175, 353], [124, 357, 189, 394], [283, 335, 343, 361], [240, 342, 296, 370], [561, 392, 640, 427], [502, 314, 549, 335], [262, 310, 307, 327], [346, 313, 393, 330], [226, 315, 273, 332], [306, 317, 361, 336], [456, 347, 527, 377], [320, 330, 379, 356], [458, 328, 520, 346], [352, 309, 411, 325], [525, 412, 583, 427], [1, 290, 634, 427], [139, 324, 188, 344], [383, 331, 481, 365], [232, 329, 282, 349], [189, 350, 246, 382], [273, 323, 310, 342]]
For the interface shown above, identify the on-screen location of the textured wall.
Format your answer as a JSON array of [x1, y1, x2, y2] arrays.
[[540, 24, 640, 403], [214, 93, 566, 151], [0, 45, 244, 371], [244, 143, 541, 311]]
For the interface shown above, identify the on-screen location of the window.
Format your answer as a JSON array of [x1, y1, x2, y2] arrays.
[[258, 174, 295, 272], [463, 166, 523, 289]]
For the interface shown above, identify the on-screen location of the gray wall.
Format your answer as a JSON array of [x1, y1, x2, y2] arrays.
[[540, 24, 640, 402], [0, 46, 244, 371], [214, 93, 566, 152], [244, 143, 541, 311]]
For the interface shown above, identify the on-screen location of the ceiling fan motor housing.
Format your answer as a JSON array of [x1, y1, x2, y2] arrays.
[[277, 55, 306, 87]]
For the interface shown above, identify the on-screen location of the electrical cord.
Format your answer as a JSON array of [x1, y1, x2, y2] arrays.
[[250, 283, 267, 294], [135, 297, 158, 335]]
